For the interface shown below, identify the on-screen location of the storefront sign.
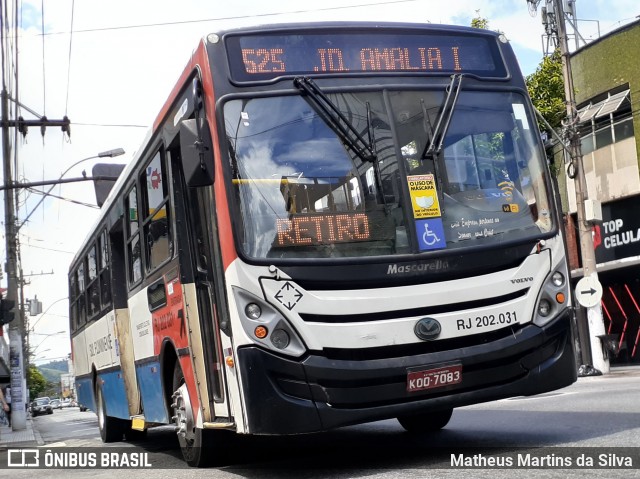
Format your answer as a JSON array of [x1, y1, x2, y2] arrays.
[[592, 195, 640, 264]]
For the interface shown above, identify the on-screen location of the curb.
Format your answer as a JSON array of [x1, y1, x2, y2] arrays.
[[32, 419, 44, 446]]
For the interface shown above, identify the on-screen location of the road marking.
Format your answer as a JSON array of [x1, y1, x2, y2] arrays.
[[503, 391, 576, 401], [70, 427, 98, 433]]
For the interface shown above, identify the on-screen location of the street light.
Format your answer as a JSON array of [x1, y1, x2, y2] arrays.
[[30, 330, 66, 336], [33, 354, 68, 363], [29, 297, 68, 331], [31, 330, 66, 355], [20, 147, 125, 227]]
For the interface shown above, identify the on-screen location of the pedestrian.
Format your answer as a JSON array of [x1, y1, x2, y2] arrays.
[[0, 387, 9, 426]]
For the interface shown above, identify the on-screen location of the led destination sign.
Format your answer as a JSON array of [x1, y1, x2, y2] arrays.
[[226, 31, 506, 81]]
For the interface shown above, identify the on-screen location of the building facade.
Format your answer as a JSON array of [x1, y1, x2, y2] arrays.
[[562, 19, 640, 364]]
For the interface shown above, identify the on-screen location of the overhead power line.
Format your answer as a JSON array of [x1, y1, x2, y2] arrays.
[[34, 0, 423, 36]]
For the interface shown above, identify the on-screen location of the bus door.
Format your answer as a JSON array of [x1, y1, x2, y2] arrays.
[[169, 144, 230, 421]]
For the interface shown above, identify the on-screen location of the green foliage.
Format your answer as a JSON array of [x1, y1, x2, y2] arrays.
[[526, 50, 566, 131], [471, 10, 489, 30], [38, 366, 65, 384], [27, 364, 47, 400]]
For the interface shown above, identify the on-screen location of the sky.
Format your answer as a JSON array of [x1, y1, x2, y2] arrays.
[[3, 0, 638, 365]]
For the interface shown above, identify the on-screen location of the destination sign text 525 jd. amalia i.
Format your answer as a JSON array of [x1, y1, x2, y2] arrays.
[[225, 30, 506, 81]]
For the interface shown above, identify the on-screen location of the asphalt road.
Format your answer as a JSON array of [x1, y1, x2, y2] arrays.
[[16, 367, 640, 478]]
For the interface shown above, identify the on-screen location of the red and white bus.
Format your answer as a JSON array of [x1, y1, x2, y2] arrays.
[[69, 22, 576, 467]]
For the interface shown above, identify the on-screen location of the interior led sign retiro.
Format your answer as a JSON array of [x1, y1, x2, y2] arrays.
[[275, 213, 370, 247]]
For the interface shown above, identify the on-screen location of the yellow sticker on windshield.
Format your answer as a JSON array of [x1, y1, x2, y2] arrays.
[[408, 174, 441, 219]]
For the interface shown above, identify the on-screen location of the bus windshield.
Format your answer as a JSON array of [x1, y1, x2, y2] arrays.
[[224, 88, 553, 260]]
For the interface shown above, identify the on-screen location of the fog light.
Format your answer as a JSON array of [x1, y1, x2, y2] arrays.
[[270, 329, 290, 350], [538, 299, 552, 317], [552, 271, 565, 287], [245, 303, 262, 320]]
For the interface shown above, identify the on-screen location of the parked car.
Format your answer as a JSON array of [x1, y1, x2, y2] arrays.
[[50, 399, 62, 409], [60, 399, 72, 408], [31, 397, 53, 416]]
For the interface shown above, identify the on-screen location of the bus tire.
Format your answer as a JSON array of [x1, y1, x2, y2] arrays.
[[397, 408, 453, 432], [172, 361, 212, 467], [97, 383, 125, 442]]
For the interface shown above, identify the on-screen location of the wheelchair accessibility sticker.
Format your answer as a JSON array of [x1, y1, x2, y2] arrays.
[[416, 218, 446, 251]]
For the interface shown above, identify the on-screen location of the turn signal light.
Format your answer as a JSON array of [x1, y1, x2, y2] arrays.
[[254, 325, 268, 339], [556, 292, 566, 304]]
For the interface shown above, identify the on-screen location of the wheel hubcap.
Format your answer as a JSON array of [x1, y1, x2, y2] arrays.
[[97, 390, 105, 429], [172, 383, 195, 443]]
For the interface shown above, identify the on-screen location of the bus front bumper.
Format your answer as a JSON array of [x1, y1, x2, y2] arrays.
[[237, 310, 576, 434]]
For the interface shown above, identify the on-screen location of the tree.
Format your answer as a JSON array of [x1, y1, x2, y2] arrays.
[[526, 49, 565, 131], [471, 10, 489, 30], [27, 364, 47, 400]]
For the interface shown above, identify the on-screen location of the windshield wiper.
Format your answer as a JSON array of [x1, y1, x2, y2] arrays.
[[294, 77, 376, 164], [422, 73, 463, 159], [420, 74, 464, 214]]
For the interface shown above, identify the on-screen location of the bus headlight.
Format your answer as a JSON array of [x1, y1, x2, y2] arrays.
[[533, 269, 569, 327], [245, 303, 262, 320], [233, 287, 306, 357], [551, 271, 565, 287]]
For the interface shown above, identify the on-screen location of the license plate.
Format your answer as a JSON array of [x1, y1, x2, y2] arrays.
[[407, 364, 462, 392]]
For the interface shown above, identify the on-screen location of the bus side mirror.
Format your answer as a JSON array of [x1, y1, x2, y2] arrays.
[[180, 118, 214, 187]]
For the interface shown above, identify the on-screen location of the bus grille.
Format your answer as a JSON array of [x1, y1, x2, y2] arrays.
[[298, 288, 528, 324]]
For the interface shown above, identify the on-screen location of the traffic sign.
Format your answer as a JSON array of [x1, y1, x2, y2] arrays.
[[575, 276, 603, 308]]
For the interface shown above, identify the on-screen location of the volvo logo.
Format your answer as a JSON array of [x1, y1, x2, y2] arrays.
[[414, 317, 441, 341]]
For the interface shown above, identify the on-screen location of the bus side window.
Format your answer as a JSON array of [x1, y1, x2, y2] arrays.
[[126, 186, 142, 285], [99, 229, 112, 309], [141, 151, 173, 272], [87, 244, 100, 319], [77, 262, 87, 327]]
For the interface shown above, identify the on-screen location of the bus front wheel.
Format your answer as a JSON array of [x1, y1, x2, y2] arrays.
[[397, 408, 454, 432], [172, 362, 212, 467]]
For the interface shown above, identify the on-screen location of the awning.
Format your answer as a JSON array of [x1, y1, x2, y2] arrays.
[[577, 89, 630, 123]]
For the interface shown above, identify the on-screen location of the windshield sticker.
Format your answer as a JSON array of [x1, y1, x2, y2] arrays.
[[498, 180, 515, 197], [416, 218, 447, 251], [502, 203, 520, 213], [407, 174, 441, 219], [450, 216, 501, 241]]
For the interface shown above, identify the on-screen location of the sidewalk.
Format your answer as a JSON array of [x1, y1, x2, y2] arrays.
[[0, 416, 44, 448]]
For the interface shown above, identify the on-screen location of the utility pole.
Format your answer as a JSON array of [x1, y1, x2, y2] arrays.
[[551, 0, 608, 374], [2, 87, 26, 429], [1, 95, 71, 434]]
